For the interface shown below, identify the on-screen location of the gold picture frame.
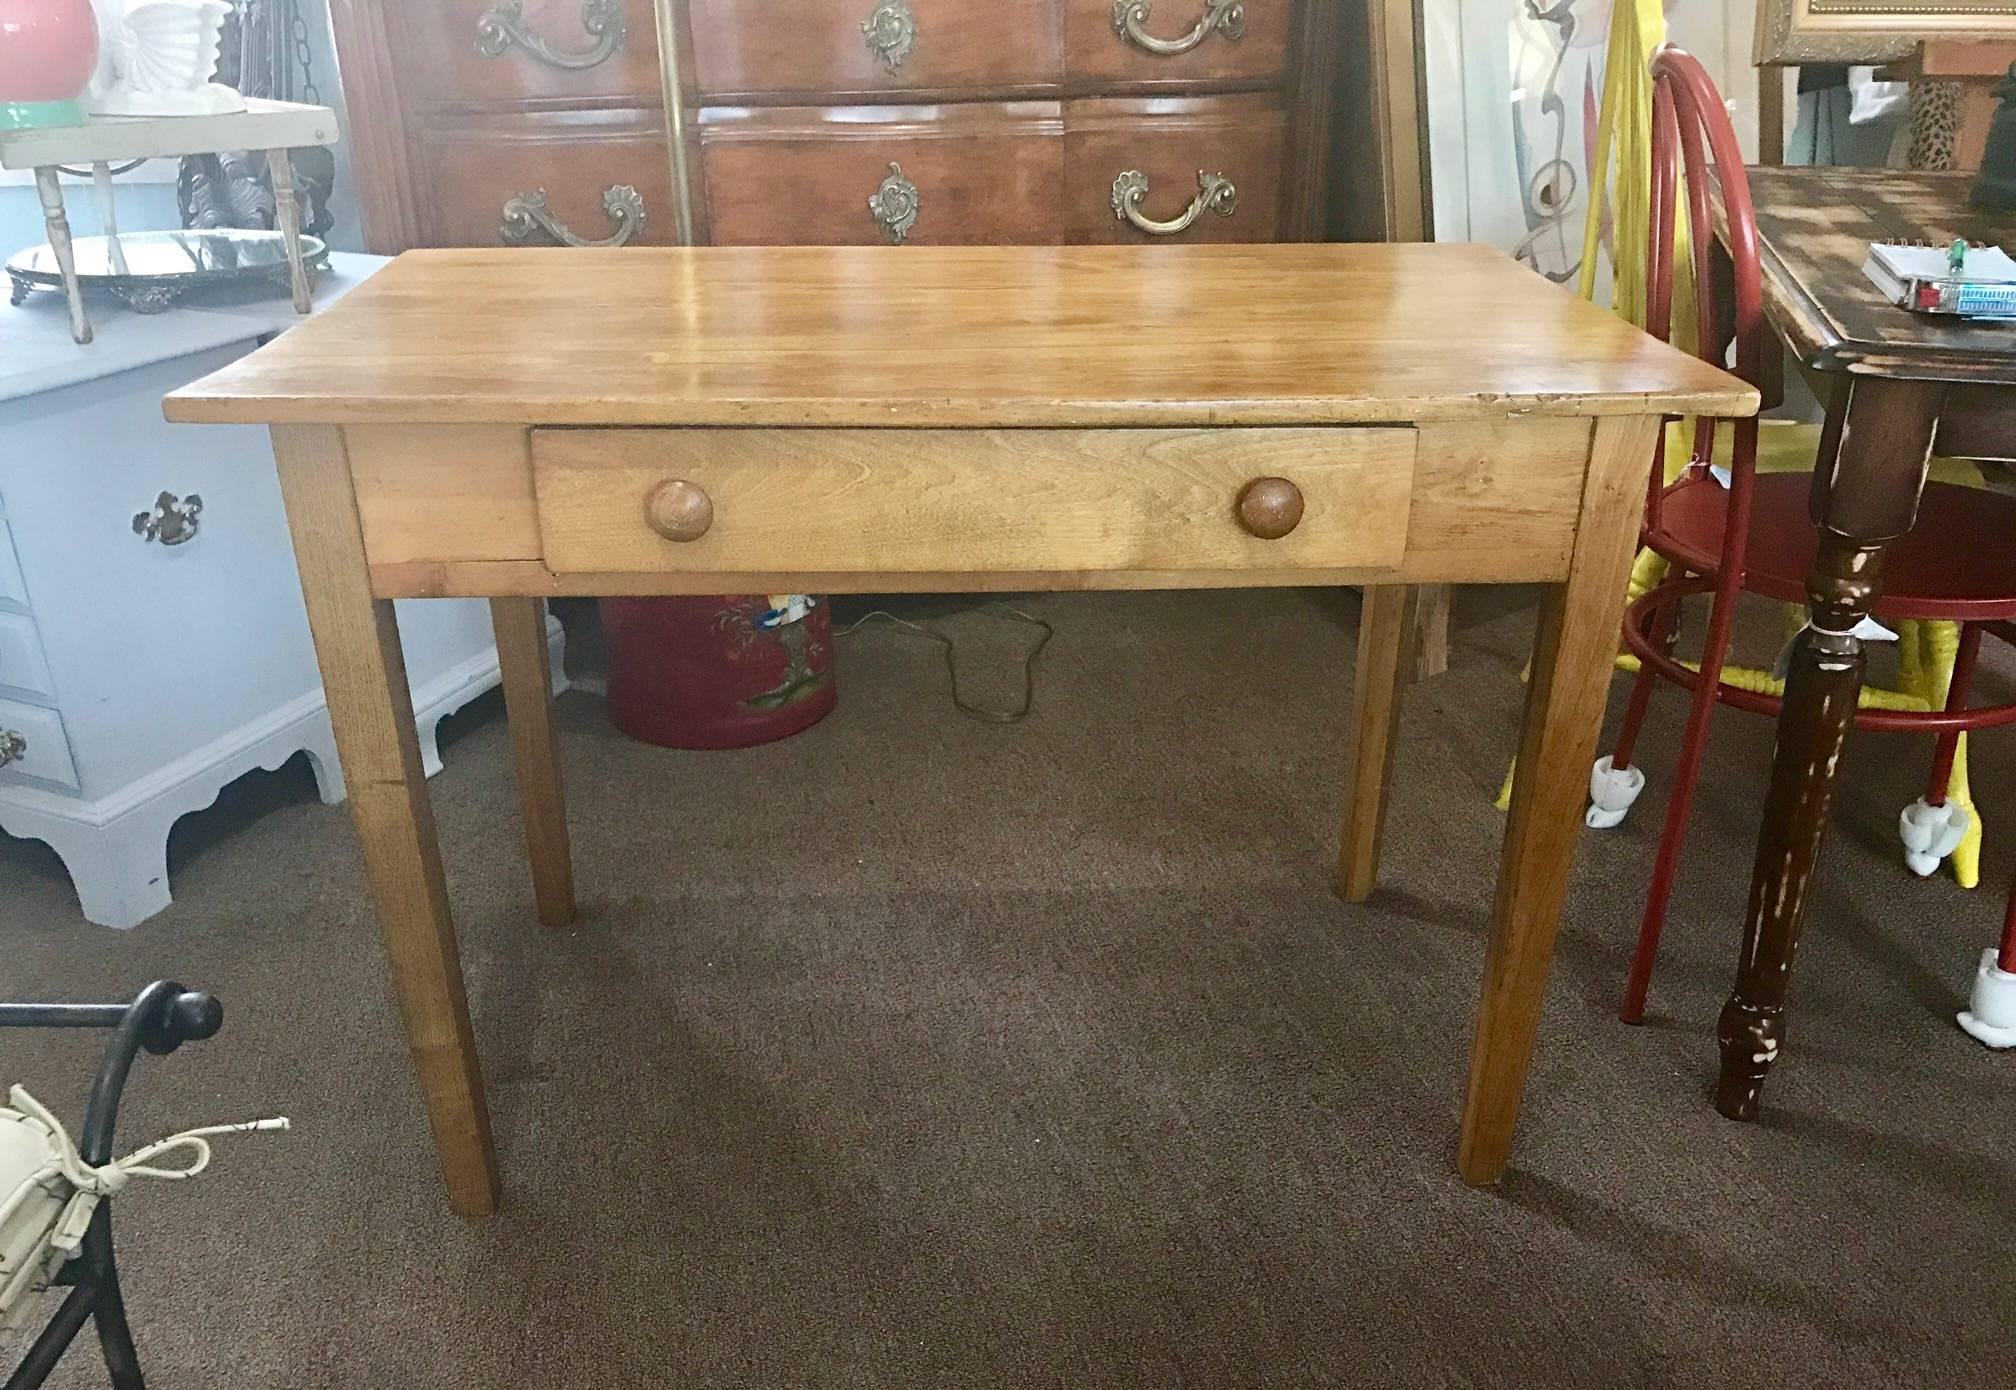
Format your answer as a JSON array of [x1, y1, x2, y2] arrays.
[[1756, 0, 2016, 64]]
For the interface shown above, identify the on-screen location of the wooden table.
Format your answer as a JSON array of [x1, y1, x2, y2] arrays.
[[1718, 168, 2016, 1119], [163, 243, 1753, 1216]]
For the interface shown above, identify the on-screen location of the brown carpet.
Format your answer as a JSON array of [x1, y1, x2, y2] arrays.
[[2, 588, 2013, 1388]]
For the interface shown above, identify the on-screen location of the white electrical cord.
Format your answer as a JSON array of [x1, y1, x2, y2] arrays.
[[0, 1086, 287, 1322]]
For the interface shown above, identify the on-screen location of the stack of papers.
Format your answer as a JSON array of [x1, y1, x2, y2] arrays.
[[1863, 241, 2016, 318]]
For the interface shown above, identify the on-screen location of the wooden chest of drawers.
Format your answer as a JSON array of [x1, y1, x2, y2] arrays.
[[331, 0, 1358, 253]]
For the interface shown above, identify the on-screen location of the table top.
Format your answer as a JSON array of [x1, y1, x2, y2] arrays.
[[1747, 166, 2016, 384], [162, 243, 1755, 429], [0, 99, 337, 171]]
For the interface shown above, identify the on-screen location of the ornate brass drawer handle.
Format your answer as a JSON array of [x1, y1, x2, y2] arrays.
[[133, 491, 203, 546], [0, 730, 25, 769], [862, 0, 917, 71], [868, 162, 920, 244], [475, 0, 627, 70], [499, 185, 647, 248], [1110, 169, 1237, 236], [1111, 0, 1244, 55]]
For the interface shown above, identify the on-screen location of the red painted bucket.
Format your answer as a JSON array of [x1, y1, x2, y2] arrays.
[[602, 594, 836, 750]]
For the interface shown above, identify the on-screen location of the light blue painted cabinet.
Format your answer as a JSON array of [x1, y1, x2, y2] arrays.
[[0, 256, 564, 926]]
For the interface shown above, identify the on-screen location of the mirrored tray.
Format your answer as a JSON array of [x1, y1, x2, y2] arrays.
[[6, 229, 326, 315]]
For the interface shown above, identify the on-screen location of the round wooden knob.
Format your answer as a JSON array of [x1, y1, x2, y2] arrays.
[[1236, 477, 1304, 540], [645, 479, 714, 543]]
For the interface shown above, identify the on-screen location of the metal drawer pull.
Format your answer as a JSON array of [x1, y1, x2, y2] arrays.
[[1111, 169, 1237, 236], [0, 730, 24, 769], [868, 162, 920, 244], [499, 185, 647, 248], [1111, 0, 1244, 54], [475, 0, 626, 69], [133, 491, 202, 546], [862, 0, 917, 71]]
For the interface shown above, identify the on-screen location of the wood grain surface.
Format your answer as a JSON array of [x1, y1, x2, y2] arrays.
[[1062, 95, 1285, 243], [164, 244, 1756, 427], [269, 424, 500, 1217], [385, 0, 665, 109], [531, 426, 1415, 574], [1062, 0, 1290, 86], [1747, 166, 2016, 381], [685, 0, 1062, 97], [415, 110, 681, 247], [698, 103, 1064, 245], [1458, 413, 1663, 1186]]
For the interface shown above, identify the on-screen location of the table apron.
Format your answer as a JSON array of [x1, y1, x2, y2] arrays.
[[332, 417, 1602, 599]]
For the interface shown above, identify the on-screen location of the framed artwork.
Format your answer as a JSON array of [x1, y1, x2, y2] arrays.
[[1756, 0, 2016, 65]]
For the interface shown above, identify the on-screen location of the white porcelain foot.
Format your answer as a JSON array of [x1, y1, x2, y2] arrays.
[[1900, 797, 1969, 877], [1958, 948, 2016, 1048], [1585, 756, 1646, 830]]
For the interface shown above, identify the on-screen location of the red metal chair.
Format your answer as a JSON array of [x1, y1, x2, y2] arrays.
[[1597, 45, 2016, 1034]]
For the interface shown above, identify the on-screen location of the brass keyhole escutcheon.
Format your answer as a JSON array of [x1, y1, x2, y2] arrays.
[[1236, 477, 1303, 539], [645, 479, 714, 542]]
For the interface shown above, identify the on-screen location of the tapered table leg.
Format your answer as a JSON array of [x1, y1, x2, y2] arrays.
[[1336, 585, 1414, 902], [271, 424, 499, 1217], [1459, 415, 1658, 1186], [490, 597, 575, 928], [33, 167, 89, 345], [265, 149, 314, 314], [1715, 377, 1943, 1119]]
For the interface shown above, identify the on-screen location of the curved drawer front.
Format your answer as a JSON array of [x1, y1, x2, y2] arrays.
[[531, 427, 1417, 577], [1065, 0, 1290, 85], [417, 115, 677, 247], [389, 0, 664, 108], [698, 103, 1063, 245], [0, 696, 78, 792], [687, 0, 1062, 97], [1064, 95, 1284, 243]]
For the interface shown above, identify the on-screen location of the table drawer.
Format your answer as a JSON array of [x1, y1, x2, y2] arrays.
[[1064, 95, 1284, 242], [0, 611, 55, 703], [0, 697, 78, 792], [388, 0, 663, 109], [0, 520, 28, 612], [698, 103, 1063, 245], [416, 113, 678, 248], [531, 427, 1416, 576], [1064, 0, 1290, 86], [687, 0, 1062, 97]]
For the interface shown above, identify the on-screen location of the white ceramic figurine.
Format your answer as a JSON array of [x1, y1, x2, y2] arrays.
[[85, 0, 247, 116]]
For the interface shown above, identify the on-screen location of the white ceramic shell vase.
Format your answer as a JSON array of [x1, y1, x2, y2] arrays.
[[85, 0, 245, 116]]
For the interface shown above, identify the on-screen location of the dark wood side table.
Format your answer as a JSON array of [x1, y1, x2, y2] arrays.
[[1719, 167, 2016, 1117]]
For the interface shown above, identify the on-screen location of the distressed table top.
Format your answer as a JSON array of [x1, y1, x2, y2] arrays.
[[1746, 166, 2016, 383], [163, 243, 1755, 428]]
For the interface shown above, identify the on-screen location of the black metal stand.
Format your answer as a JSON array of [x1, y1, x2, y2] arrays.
[[0, 983, 223, 1390]]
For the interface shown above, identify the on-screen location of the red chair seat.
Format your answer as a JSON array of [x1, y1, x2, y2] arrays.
[[1653, 474, 2016, 622]]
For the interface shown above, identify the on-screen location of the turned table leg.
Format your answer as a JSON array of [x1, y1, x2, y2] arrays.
[[265, 149, 314, 314], [1336, 585, 1414, 902], [33, 166, 90, 345], [1459, 415, 1659, 1185], [490, 597, 576, 928], [271, 425, 500, 1216], [1716, 377, 1943, 1118]]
